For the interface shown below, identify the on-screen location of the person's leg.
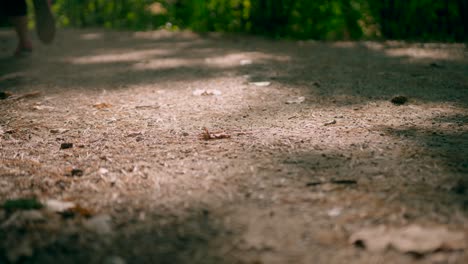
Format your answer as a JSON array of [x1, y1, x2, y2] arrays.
[[11, 16, 33, 54], [6, 0, 32, 56], [33, 0, 55, 44]]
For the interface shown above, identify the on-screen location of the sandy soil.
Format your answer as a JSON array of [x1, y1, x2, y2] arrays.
[[0, 29, 467, 264]]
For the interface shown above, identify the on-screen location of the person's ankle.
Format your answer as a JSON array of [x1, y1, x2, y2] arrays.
[[19, 41, 33, 51]]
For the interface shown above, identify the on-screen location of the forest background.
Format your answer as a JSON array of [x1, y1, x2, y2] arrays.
[[3, 0, 467, 41]]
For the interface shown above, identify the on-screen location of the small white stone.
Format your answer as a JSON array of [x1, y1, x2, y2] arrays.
[[250, 81, 271, 87], [99, 168, 109, 175], [327, 207, 342, 217], [240, 59, 253, 65], [45, 199, 75, 213], [286, 96, 305, 104]]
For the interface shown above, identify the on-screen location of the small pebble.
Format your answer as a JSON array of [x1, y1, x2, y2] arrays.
[[71, 169, 84, 177], [60, 143, 73, 149], [391, 96, 408, 105], [324, 120, 337, 126]]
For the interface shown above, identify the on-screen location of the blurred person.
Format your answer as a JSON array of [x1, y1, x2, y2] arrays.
[[1, 0, 55, 57]]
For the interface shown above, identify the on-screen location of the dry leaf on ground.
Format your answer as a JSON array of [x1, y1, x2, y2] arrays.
[[62, 205, 94, 218], [350, 225, 466, 254], [50, 128, 69, 134], [285, 96, 305, 104], [93, 102, 113, 109], [9, 91, 41, 100], [192, 89, 222, 96], [135, 104, 159, 109], [126, 132, 143, 137], [200, 127, 231, 140], [32, 105, 55, 111]]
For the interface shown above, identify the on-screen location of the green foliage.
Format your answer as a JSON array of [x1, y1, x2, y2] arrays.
[[48, 0, 468, 41]]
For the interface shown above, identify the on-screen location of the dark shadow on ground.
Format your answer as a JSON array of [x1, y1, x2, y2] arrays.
[[0, 207, 235, 264], [278, 147, 468, 217], [0, 29, 466, 106]]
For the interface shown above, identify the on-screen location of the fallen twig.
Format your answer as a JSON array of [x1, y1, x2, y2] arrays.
[[9, 91, 41, 100]]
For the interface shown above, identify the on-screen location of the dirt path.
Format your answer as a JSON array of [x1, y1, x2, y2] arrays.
[[1, 29, 467, 264]]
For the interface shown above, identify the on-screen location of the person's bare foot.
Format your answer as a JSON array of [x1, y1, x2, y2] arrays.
[[33, 0, 55, 44]]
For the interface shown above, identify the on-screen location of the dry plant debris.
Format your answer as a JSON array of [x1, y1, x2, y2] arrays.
[[285, 96, 305, 104], [306, 179, 357, 187], [200, 127, 231, 140], [93, 102, 113, 109], [50, 128, 69, 134], [4, 91, 42, 100], [324, 120, 337, 126], [192, 89, 222, 96], [61, 204, 94, 218]]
